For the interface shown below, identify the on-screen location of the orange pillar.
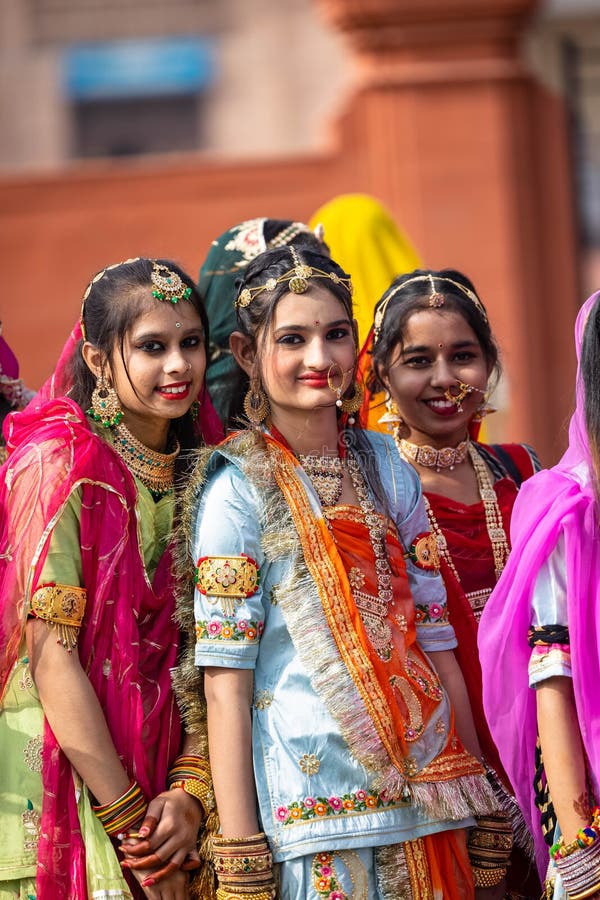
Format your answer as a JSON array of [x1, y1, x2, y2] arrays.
[[318, 0, 580, 464]]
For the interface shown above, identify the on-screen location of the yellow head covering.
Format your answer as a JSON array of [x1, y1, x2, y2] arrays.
[[309, 193, 421, 346]]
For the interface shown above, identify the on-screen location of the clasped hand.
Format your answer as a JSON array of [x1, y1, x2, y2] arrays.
[[120, 789, 203, 898]]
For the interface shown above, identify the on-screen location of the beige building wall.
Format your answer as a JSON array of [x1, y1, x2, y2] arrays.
[[0, 0, 352, 171]]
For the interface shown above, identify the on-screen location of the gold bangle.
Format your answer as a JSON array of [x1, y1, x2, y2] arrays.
[[570, 883, 600, 900], [215, 889, 275, 900], [212, 832, 268, 848], [214, 852, 273, 876]]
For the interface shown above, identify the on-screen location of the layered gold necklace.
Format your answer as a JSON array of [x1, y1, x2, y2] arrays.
[[397, 438, 510, 603], [113, 422, 180, 501], [299, 450, 395, 660]]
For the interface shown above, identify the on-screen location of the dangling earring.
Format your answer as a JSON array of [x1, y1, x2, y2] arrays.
[[327, 363, 349, 409], [89, 373, 123, 428], [471, 394, 497, 423], [340, 381, 364, 424], [243, 378, 270, 426], [378, 395, 403, 429]]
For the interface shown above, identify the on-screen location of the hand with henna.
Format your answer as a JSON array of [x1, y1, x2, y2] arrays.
[[121, 789, 203, 886]]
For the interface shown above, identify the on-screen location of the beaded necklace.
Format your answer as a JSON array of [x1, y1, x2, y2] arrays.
[[297, 454, 346, 506], [113, 422, 180, 501], [398, 439, 510, 592]]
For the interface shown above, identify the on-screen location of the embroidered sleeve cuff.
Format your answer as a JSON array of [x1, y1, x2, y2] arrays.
[[529, 646, 572, 687], [416, 621, 457, 652], [194, 616, 263, 669], [195, 644, 258, 670]]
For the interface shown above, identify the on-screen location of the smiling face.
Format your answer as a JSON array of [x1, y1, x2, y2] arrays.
[[99, 293, 206, 448], [382, 308, 490, 448], [256, 284, 357, 421]]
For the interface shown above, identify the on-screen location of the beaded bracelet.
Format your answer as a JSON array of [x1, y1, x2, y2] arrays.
[[92, 780, 147, 837], [551, 808, 600, 861]]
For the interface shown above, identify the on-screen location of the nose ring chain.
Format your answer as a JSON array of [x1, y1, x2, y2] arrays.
[[443, 381, 484, 413]]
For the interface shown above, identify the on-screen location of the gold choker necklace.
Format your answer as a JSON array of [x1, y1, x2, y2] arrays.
[[397, 438, 510, 617], [113, 422, 180, 500], [398, 438, 469, 472]]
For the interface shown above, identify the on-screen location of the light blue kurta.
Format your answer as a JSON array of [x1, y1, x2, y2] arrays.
[[191, 431, 473, 869]]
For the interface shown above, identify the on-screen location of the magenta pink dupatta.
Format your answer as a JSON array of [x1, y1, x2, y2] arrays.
[[479, 292, 600, 877], [0, 395, 182, 898]]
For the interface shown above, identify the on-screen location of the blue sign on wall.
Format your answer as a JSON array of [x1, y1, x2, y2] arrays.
[[64, 36, 215, 100]]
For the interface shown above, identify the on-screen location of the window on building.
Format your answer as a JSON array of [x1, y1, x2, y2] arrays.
[[63, 36, 215, 159]]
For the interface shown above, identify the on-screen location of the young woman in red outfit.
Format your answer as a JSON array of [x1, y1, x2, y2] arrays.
[[367, 268, 540, 898]]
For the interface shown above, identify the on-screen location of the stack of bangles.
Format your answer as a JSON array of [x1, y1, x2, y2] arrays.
[[551, 807, 600, 900], [212, 832, 276, 900], [167, 753, 214, 820], [467, 815, 513, 888], [92, 780, 148, 838]]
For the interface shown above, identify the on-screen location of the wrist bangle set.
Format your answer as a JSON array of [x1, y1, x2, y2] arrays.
[[211, 832, 276, 900], [551, 807, 600, 900], [92, 780, 147, 837], [468, 814, 513, 889], [167, 753, 215, 820]]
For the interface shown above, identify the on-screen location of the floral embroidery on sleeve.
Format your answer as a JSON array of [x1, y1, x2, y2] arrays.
[[195, 618, 264, 642], [414, 602, 448, 624], [275, 787, 401, 825]]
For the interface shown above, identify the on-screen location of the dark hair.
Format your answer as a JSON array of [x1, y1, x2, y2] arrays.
[[262, 219, 330, 256], [224, 234, 330, 427], [369, 268, 500, 393], [70, 257, 209, 466], [581, 299, 600, 481], [233, 245, 391, 514]]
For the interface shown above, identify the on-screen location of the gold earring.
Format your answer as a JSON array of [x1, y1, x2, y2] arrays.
[[243, 380, 270, 425], [378, 395, 403, 429], [340, 381, 364, 416], [89, 374, 123, 428], [471, 395, 497, 423]]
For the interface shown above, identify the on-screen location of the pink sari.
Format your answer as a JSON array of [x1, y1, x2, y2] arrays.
[[479, 292, 600, 877], [0, 397, 182, 898]]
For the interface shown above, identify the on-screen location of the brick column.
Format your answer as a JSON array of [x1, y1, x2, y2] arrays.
[[317, 0, 580, 463]]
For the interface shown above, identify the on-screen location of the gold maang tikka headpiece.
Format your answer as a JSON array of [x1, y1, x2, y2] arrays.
[[80, 258, 192, 340], [372, 273, 488, 345], [150, 262, 192, 304], [235, 245, 353, 309]]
